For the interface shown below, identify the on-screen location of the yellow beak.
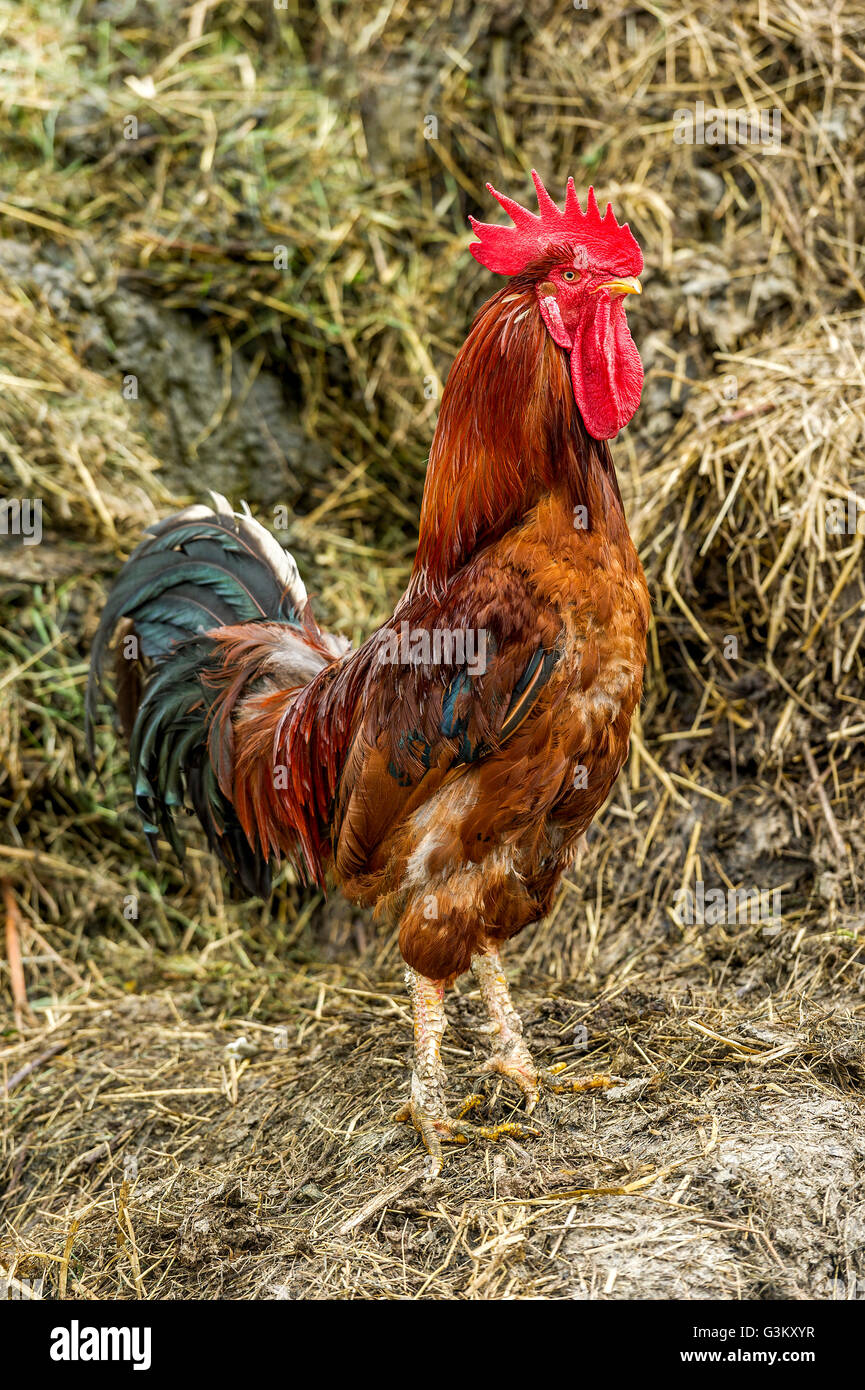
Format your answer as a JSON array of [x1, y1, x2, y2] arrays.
[[598, 276, 642, 297]]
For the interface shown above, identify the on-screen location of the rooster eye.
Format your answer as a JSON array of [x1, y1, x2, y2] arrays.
[[562, 269, 579, 282]]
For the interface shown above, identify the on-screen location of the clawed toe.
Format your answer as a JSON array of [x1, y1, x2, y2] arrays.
[[396, 1086, 540, 1177], [481, 1055, 622, 1112], [482, 1050, 541, 1111], [537, 1064, 623, 1096], [453, 1091, 540, 1144], [394, 1098, 464, 1178]]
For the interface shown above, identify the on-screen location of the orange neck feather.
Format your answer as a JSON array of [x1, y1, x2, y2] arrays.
[[410, 282, 633, 598]]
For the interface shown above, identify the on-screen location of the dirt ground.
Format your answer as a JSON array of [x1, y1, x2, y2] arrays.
[[4, 897, 865, 1300], [2, 1, 865, 1301]]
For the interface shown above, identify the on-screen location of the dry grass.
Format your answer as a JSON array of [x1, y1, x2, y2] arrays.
[[2, 0, 865, 1300]]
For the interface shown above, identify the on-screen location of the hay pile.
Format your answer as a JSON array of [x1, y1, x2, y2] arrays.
[[1, 0, 865, 1300]]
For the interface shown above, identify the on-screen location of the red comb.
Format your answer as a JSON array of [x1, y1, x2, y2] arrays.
[[469, 170, 643, 278]]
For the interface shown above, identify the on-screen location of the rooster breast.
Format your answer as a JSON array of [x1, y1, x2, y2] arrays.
[[354, 494, 650, 984]]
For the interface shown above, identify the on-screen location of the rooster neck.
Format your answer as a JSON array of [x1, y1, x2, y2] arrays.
[[409, 283, 632, 600]]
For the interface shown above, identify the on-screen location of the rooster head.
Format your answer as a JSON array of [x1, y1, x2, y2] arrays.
[[469, 171, 644, 441]]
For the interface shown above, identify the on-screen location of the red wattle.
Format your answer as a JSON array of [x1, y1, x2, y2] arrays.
[[569, 297, 643, 440]]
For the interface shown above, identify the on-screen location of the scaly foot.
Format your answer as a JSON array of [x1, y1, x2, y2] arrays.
[[484, 1054, 622, 1111], [397, 967, 538, 1176], [472, 947, 621, 1112], [395, 1082, 537, 1178]]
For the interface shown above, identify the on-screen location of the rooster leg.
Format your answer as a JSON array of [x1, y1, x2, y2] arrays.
[[395, 966, 536, 1177], [398, 968, 450, 1166], [471, 946, 621, 1111], [471, 946, 542, 1110]]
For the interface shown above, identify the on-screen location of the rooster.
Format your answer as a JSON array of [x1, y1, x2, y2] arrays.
[[87, 173, 650, 1175]]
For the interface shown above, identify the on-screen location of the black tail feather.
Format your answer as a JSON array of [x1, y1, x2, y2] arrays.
[[87, 497, 311, 898]]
